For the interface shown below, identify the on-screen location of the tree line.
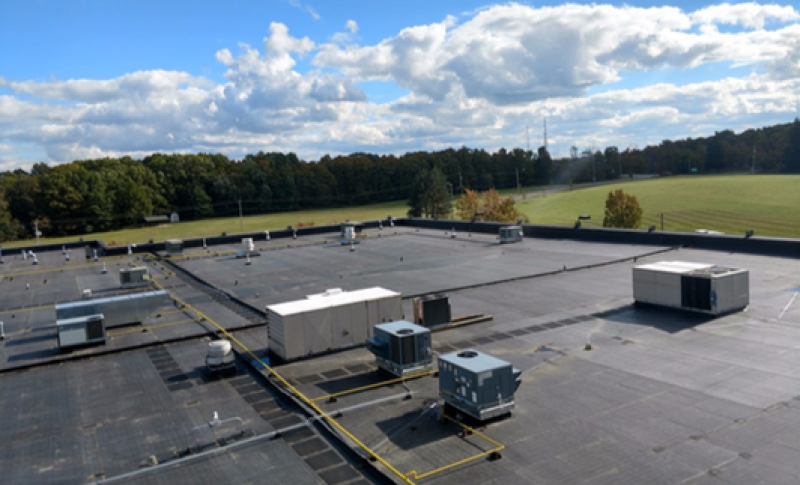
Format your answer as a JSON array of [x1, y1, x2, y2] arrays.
[[0, 119, 797, 242]]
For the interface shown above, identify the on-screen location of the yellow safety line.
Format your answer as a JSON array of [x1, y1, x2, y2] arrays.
[[0, 304, 54, 315], [150, 274, 505, 484], [406, 415, 505, 480], [107, 319, 196, 337], [310, 370, 437, 402], [150, 277, 415, 484]]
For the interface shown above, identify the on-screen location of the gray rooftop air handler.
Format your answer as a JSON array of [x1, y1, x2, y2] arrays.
[[438, 349, 521, 421], [633, 261, 749, 315], [366, 321, 432, 377], [412, 293, 451, 327], [56, 290, 170, 328], [57, 314, 106, 350], [499, 225, 523, 244], [120, 266, 150, 288], [165, 239, 183, 257]]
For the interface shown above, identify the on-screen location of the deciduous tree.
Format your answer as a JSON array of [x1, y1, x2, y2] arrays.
[[602, 190, 643, 229]]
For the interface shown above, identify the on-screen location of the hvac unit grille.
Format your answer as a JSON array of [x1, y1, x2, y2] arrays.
[[681, 276, 712, 311], [86, 317, 104, 340]]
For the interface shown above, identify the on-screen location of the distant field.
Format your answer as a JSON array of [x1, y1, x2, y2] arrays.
[[4, 201, 411, 248], [516, 174, 800, 238], [5, 175, 798, 247]]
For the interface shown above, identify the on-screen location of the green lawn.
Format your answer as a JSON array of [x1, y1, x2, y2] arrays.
[[516, 174, 800, 238], [4, 201, 411, 248], [5, 174, 799, 247]]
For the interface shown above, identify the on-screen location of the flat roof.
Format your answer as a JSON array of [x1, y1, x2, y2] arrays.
[[2, 224, 799, 485]]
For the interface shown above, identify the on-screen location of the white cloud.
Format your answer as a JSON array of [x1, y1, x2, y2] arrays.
[[0, 3, 799, 168], [691, 2, 799, 29]]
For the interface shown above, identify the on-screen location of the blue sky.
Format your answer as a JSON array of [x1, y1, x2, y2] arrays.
[[1, 1, 799, 168]]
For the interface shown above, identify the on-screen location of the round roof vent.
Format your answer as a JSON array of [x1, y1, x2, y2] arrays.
[[457, 350, 478, 358], [397, 328, 414, 335]]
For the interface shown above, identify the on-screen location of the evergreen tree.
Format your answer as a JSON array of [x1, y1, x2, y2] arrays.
[[783, 118, 800, 173]]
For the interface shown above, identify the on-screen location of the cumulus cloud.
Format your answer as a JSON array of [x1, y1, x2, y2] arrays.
[[691, 2, 799, 29], [0, 3, 799, 168]]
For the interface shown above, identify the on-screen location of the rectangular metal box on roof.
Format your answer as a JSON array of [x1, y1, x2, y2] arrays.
[[55, 290, 171, 328], [633, 261, 749, 315], [499, 225, 523, 244], [366, 320, 432, 377], [438, 349, 521, 421], [266, 287, 403, 362], [120, 266, 150, 288], [165, 239, 183, 256], [57, 313, 105, 349]]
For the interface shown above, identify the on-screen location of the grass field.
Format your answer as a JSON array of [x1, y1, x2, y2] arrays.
[[3, 201, 411, 248], [516, 174, 800, 238], [4, 174, 798, 247]]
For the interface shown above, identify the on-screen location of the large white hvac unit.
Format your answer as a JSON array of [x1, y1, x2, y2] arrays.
[[439, 350, 522, 421], [266, 287, 403, 361], [366, 321, 433, 377], [633, 261, 749, 315], [120, 266, 150, 288], [499, 225, 523, 244], [57, 314, 106, 349]]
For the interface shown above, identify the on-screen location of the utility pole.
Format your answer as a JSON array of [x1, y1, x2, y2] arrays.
[[238, 199, 243, 232], [543, 118, 548, 151], [516, 168, 521, 195], [34, 220, 39, 246], [751, 144, 756, 174]]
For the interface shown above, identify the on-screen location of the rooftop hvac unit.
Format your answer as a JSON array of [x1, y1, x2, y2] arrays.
[[366, 320, 432, 377], [266, 287, 403, 362], [165, 239, 183, 256], [206, 340, 236, 373], [413, 293, 451, 327], [56, 290, 170, 328], [499, 225, 523, 244], [57, 314, 106, 350], [438, 349, 521, 421], [633, 261, 749, 315], [120, 266, 150, 288]]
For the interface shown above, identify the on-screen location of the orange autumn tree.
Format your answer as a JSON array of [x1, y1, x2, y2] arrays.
[[455, 188, 524, 223]]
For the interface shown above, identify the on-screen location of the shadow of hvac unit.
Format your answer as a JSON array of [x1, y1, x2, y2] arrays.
[[633, 261, 749, 315], [266, 287, 403, 361], [499, 225, 523, 244], [55, 290, 171, 350], [439, 349, 521, 421], [366, 321, 432, 377], [413, 293, 451, 327]]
